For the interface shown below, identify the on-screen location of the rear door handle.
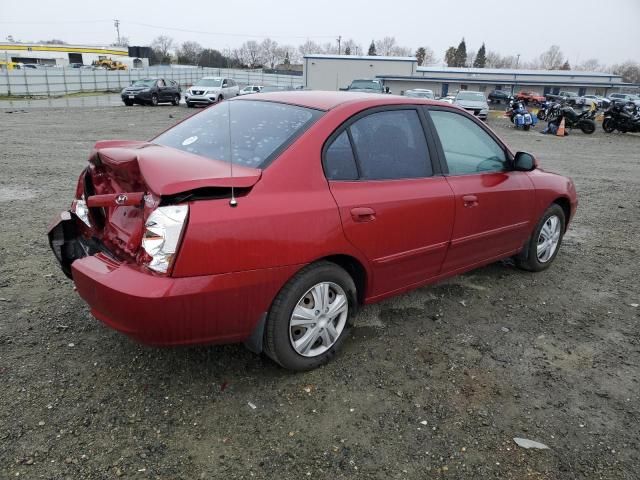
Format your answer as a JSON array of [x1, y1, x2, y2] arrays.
[[350, 207, 376, 222], [462, 195, 479, 207]]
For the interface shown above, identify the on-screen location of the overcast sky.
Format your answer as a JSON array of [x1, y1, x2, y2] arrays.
[[1, 0, 639, 66]]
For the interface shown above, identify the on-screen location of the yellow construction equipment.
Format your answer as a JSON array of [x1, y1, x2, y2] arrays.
[[91, 56, 128, 70]]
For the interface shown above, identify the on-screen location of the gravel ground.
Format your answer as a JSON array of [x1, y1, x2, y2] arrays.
[[0, 101, 639, 479]]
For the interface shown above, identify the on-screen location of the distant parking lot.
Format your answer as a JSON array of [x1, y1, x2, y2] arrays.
[[1, 101, 638, 479]]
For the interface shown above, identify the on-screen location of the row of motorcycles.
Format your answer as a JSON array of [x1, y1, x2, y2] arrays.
[[506, 96, 640, 134]]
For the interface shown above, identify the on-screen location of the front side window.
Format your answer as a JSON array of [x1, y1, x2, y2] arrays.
[[429, 110, 506, 175], [154, 100, 319, 168]]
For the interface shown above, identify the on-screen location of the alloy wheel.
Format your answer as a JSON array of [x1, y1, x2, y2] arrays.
[[289, 282, 348, 357], [537, 215, 561, 263]]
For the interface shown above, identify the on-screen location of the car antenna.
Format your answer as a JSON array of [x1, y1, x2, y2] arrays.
[[227, 99, 238, 208]]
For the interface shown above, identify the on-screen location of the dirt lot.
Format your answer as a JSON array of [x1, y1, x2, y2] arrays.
[[1, 101, 639, 479]]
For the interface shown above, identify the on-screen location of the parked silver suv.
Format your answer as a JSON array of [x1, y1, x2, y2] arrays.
[[185, 77, 240, 107]]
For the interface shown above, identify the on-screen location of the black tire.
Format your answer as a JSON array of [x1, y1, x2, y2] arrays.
[[150, 94, 158, 106], [123, 101, 133, 106], [523, 124, 531, 131], [171, 94, 180, 106], [217, 95, 223, 103], [579, 119, 596, 134], [515, 204, 566, 272], [537, 110, 546, 120], [263, 261, 357, 371], [602, 117, 615, 133], [186, 102, 194, 108]]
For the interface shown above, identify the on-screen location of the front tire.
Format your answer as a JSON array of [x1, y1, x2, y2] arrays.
[[263, 262, 357, 371], [515, 204, 566, 272], [123, 101, 133, 106], [579, 119, 596, 134], [150, 94, 158, 106], [171, 94, 180, 106], [602, 117, 615, 133]]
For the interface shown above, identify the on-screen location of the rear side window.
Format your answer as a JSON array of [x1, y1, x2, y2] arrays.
[[325, 131, 358, 180], [429, 110, 506, 175], [350, 110, 432, 180]]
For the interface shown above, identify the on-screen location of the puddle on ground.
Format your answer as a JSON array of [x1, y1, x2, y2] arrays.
[[0, 186, 37, 202]]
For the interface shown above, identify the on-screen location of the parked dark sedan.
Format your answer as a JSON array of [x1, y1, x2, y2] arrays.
[[488, 89, 511, 103], [121, 78, 181, 106]]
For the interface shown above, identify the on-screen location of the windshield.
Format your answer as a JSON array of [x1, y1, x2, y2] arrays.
[[154, 100, 320, 168], [456, 92, 486, 101], [350, 80, 380, 90], [132, 79, 156, 87], [194, 78, 223, 87]]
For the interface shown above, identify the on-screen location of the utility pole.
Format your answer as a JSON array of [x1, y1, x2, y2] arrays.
[[337, 35, 342, 55], [515, 53, 520, 69], [114, 19, 121, 45]]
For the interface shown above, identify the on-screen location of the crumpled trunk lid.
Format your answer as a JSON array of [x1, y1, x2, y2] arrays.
[[81, 140, 261, 261]]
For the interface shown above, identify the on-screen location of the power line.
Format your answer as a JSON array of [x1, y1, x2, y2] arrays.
[[124, 21, 337, 39]]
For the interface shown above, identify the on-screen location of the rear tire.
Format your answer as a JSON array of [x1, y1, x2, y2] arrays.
[[171, 94, 180, 106], [515, 204, 566, 272], [579, 119, 596, 134], [263, 262, 357, 371], [523, 124, 531, 131]]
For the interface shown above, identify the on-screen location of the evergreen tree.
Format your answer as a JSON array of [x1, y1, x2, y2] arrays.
[[415, 47, 426, 66], [368, 40, 377, 56], [444, 46, 457, 67], [454, 38, 467, 67], [473, 43, 486, 68], [345, 46, 351, 55]]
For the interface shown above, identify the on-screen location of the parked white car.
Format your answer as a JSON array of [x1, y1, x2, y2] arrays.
[[239, 85, 263, 95], [185, 77, 240, 107], [404, 88, 434, 99]]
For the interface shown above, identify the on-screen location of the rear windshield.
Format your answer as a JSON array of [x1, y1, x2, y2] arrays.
[[154, 100, 320, 168]]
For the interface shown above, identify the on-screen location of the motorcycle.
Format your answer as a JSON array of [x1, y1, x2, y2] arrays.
[[546, 101, 597, 134], [536, 100, 555, 121], [505, 99, 537, 130], [602, 101, 640, 133]]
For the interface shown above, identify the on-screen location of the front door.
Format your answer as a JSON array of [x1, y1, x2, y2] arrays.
[[426, 108, 535, 273], [324, 108, 455, 298], [441, 83, 449, 97]]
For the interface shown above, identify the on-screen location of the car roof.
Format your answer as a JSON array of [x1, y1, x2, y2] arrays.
[[233, 90, 446, 111]]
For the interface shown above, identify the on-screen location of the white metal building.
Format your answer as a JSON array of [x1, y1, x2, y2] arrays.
[[302, 55, 631, 96], [0, 43, 148, 68], [378, 66, 628, 97], [302, 54, 417, 91]]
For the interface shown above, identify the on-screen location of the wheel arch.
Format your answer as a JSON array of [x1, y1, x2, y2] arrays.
[[320, 254, 368, 305], [552, 197, 571, 231]]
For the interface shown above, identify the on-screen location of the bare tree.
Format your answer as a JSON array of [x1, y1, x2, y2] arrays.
[[321, 42, 339, 54], [111, 36, 130, 48], [151, 35, 174, 59], [485, 50, 518, 69], [612, 61, 640, 84], [342, 38, 362, 56], [575, 58, 604, 72], [243, 40, 262, 68], [422, 46, 437, 65], [298, 40, 323, 56], [375, 37, 397, 56], [538, 45, 564, 70], [260, 38, 280, 68], [176, 41, 203, 65]]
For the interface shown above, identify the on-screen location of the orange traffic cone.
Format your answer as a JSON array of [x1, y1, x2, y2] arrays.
[[556, 117, 566, 137]]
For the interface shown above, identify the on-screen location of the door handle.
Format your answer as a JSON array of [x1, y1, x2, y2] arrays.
[[462, 195, 479, 207], [350, 207, 376, 222]]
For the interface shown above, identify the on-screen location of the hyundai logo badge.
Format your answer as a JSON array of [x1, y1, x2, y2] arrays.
[[115, 194, 128, 205]]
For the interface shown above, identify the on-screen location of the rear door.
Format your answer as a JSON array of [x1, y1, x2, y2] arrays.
[[425, 107, 535, 273], [325, 107, 455, 299]]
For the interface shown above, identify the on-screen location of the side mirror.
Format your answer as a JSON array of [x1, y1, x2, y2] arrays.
[[513, 151, 537, 171]]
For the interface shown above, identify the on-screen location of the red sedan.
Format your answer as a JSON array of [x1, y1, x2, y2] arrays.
[[48, 91, 577, 371]]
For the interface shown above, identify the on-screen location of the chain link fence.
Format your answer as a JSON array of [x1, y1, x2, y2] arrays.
[[0, 66, 303, 97]]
